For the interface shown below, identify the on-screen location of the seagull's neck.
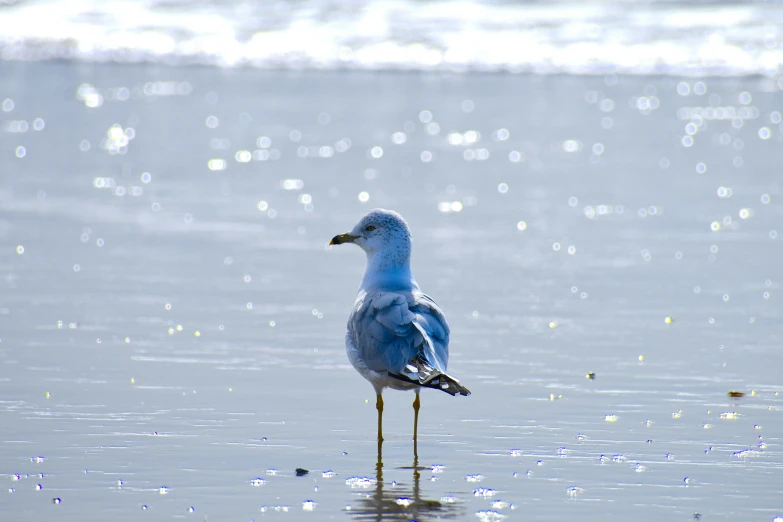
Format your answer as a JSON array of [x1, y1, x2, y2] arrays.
[[360, 249, 418, 292]]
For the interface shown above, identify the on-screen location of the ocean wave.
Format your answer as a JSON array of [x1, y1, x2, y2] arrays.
[[1, 0, 782, 76]]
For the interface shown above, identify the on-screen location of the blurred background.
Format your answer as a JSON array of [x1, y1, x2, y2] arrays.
[[1, 1, 782, 521]]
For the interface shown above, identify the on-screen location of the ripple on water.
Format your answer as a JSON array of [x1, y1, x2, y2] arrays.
[[476, 510, 507, 521], [345, 476, 376, 488], [733, 449, 761, 459]]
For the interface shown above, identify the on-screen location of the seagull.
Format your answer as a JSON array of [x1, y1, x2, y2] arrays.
[[330, 209, 470, 452]]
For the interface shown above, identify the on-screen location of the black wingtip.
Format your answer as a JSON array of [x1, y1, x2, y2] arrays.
[[437, 375, 471, 397], [388, 372, 471, 397]]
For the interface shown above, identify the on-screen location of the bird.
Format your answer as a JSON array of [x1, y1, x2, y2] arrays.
[[330, 209, 470, 453]]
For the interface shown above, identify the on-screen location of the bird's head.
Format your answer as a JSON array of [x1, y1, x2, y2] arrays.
[[330, 209, 412, 257]]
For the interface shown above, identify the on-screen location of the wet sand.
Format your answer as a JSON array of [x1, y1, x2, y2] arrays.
[[1, 63, 782, 521]]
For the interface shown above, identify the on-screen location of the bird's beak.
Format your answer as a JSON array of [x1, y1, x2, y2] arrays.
[[330, 233, 359, 245]]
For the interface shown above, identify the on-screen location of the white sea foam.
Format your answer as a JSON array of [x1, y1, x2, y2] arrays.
[[0, 0, 782, 76]]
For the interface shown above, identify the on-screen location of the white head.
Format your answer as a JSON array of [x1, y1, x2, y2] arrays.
[[330, 209, 412, 270]]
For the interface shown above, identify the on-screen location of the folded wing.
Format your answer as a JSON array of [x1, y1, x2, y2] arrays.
[[349, 291, 469, 396]]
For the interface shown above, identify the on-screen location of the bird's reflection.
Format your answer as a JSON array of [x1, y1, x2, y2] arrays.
[[348, 443, 462, 521]]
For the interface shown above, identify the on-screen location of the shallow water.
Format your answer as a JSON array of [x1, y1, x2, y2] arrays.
[[1, 64, 782, 521]]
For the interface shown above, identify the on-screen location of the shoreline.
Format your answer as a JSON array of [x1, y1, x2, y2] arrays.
[[2, 57, 782, 81]]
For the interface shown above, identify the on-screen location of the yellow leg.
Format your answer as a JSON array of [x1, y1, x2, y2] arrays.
[[376, 394, 384, 443], [413, 393, 421, 456]]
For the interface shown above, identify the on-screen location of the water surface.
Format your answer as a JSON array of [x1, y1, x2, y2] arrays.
[[1, 64, 782, 520]]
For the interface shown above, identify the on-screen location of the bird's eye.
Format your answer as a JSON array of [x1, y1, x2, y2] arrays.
[[365, 225, 376, 232]]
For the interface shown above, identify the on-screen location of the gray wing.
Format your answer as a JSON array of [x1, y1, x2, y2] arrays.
[[349, 291, 450, 381]]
